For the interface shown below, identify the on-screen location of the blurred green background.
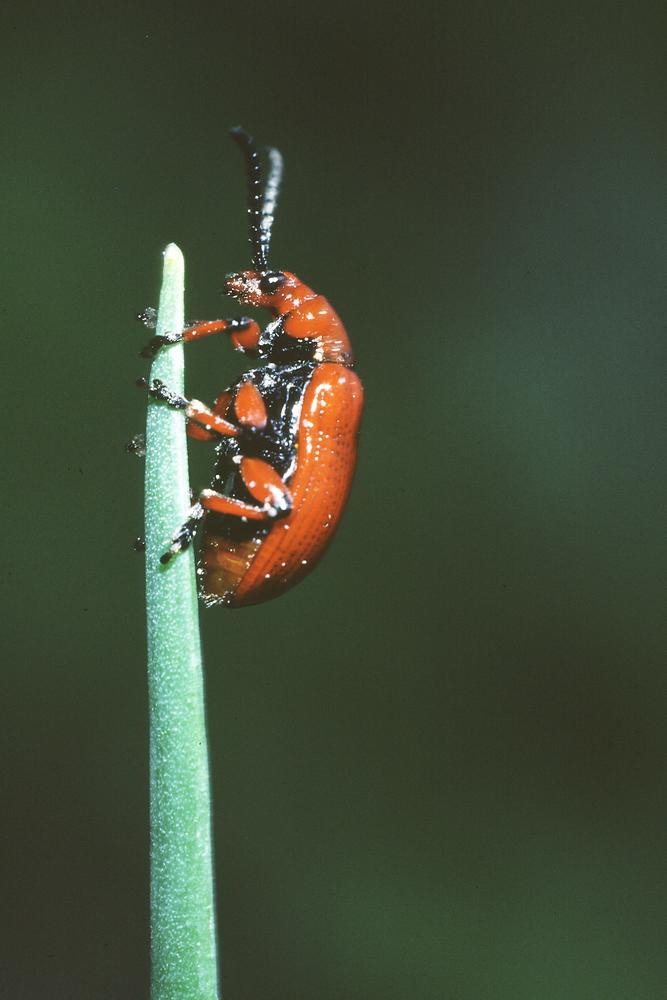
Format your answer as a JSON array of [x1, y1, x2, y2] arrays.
[[3, 2, 666, 997]]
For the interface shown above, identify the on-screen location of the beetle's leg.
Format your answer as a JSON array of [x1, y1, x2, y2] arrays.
[[198, 481, 290, 521], [238, 457, 291, 513], [186, 379, 269, 442], [233, 381, 268, 429], [140, 317, 261, 358], [159, 503, 206, 564], [200, 459, 291, 523], [183, 318, 261, 353], [137, 307, 157, 329], [187, 391, 234, 441], [138, 377, 239, 438], [125, 432, 146, 456], [159, 458, 291, 563], [198, 492, 278, 522]]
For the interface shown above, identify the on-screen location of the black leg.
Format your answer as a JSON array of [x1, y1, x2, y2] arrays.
[[160, 503, 206, 564]]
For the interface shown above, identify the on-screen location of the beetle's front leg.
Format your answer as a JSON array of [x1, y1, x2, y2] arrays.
[[139, 316, 262, 358]]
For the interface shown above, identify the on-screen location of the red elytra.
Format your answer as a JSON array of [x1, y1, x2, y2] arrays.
[[141, 129, 363, 607]]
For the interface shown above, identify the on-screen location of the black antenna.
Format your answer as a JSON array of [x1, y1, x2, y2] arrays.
[[230, 127, 283, 271], [259, 146, 284, 264]]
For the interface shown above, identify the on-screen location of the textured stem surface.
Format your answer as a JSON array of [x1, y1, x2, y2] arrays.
[[144, 244, 219, 1000]]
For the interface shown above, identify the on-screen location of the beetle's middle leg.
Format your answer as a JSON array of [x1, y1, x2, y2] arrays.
[[187, 380, 268, 441], [137, 377, 240, 438]]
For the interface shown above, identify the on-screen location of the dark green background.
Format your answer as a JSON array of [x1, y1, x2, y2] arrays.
[[3, 2, 666, 997]]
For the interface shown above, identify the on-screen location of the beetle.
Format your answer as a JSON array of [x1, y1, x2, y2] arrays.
[[139, 127, 363, 608]]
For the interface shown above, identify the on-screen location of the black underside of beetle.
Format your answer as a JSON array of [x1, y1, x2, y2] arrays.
[[205, 360, 316, 542], [261, 321, 318, 364]]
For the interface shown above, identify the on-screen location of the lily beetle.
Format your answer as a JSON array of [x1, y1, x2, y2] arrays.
[[140, 128, 363, 607]]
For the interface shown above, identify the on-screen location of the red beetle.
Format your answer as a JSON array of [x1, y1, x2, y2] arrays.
[[141, 128, 363, 607]]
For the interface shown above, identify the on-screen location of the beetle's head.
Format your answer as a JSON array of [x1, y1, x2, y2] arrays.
[[224, 269, 303, 311]]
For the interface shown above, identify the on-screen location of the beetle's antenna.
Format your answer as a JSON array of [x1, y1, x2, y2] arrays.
[[230, 127, 283, 271], [230, 127, 265, 269], [259, 146, 283, 265]]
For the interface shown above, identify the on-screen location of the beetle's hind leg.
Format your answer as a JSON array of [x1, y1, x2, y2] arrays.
[[160, 503, 206, 564], [160, 458, 291, 565], [197, 457, 292, 520]]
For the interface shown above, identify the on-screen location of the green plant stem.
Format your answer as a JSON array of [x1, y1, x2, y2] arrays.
[[144, 243, 219, 1000]]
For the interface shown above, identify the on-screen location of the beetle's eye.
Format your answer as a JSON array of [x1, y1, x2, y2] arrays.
[[259, 271, 287, 294]]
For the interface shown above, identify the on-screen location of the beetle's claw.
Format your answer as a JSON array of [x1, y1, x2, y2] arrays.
[[138, 377, 188, 410], [140, 331, 184, 358], [125, 432, 146, 457], [137, 307, 158, 329]]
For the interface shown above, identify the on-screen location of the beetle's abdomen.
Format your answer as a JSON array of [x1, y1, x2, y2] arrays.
[[198, 534, 264, 606], [199, 361, 315, 605], [225, 363, 364, 607]]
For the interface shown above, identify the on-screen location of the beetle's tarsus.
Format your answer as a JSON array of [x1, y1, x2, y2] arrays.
[[125, 432, 146, 457], [139, 377, 188, 410], [140, 331, 184, 358], [137, 306, 158, 329], [160, 502, 205, 566]]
